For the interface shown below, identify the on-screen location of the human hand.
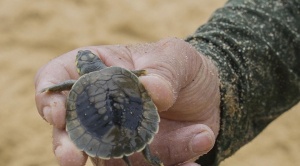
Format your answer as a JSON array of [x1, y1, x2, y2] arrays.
[[35, 38, 220, 166]]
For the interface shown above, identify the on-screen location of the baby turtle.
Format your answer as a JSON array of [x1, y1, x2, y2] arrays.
[[42, 50, 163, 166]]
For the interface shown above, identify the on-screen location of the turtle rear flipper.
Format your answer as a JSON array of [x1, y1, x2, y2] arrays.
[[122, 156, 132, 166], [142, 145, 164, 166]]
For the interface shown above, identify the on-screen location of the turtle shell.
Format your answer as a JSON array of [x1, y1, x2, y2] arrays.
[[65, 66, 160, 159]]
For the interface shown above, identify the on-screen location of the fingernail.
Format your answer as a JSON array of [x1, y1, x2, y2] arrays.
[[43, 106, 54, 125], [191, 131, 213, 153]]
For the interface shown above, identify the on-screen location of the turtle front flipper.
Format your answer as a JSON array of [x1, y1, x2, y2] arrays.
[[41, 80, 76, 93], [131, 70, 147, 77], [142, 145, 164, 166]]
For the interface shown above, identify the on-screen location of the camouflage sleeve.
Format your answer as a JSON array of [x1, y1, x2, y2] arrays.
[[185, 0, 300, 165]]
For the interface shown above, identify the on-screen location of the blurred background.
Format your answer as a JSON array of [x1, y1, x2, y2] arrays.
[[0, 0, 299, 165]]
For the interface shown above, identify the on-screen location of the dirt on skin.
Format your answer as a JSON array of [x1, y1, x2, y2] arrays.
[[0, 0, 299, 166]]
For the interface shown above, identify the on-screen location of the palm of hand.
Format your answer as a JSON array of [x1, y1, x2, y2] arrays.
[[35, 38, 220, 166]]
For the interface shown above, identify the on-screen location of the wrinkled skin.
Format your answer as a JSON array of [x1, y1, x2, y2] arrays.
[[35, 38, 220, 166]]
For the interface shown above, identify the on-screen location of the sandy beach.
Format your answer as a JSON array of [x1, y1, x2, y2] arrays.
[[0, 0, 299, 165]]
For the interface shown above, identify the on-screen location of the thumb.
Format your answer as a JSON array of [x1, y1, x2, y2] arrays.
[[155, 123, 215, 165]]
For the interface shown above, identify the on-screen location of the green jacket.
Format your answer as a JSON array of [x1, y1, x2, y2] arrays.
[[186, 0, 300, 165]]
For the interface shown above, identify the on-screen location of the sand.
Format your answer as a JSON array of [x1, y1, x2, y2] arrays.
[[0, 0, 299, 166]]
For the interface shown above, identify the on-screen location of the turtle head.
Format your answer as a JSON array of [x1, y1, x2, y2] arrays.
[[76, 50, 107, 76]]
